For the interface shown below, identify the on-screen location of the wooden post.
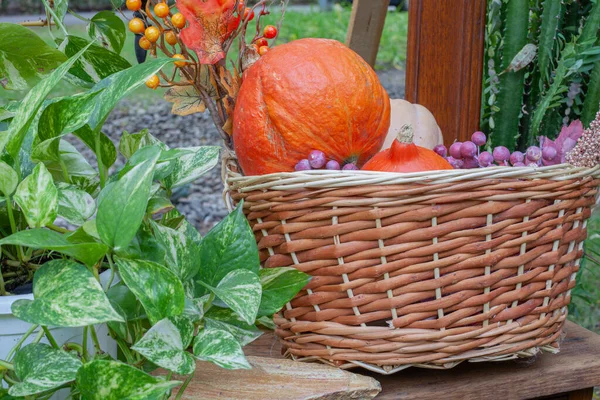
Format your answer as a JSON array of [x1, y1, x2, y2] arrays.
[[346, 0, 390, 67], [405, 0, 486, 145]]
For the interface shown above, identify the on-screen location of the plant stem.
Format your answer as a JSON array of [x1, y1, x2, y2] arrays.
[[42, 326, 59, 349], [67, 9, 90, 22], [90, 325, 102, 355], [47, 224, 70, 234], [105, 254, 116, 290], [0, 265, 5, 296], [82, 326, 89, 362], [0, 359, 14, 371], [116, 339, 135, 364], [175, 371, 195, 400], [58, 157, 72, 184], [32, 328, 45, 344], [40, 0, 68, 36], [94, 126, 107, 188], [5, 196, 25, 262], [5, 324, 39, 361]]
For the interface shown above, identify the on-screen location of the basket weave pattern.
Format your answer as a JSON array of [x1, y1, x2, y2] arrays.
[[225, 163, 600, 374]]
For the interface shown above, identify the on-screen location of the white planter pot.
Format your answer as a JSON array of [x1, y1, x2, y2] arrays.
[[0, 271, 118, 398]]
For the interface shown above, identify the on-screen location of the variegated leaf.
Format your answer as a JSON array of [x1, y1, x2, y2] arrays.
[[195, 202, 259, 296], [131, 317, 195, 375], [256, 315, 276, 330], [97, 147, 160, 251], [201, 269, 261, 325], [9, 343, 82, 397], [0, 160, 18, 195], [11, 260, 124, 327], [76, 360, 180, 400], [258, 267, 311, 317], [56, 182, 95, 226], [205, 307, 262, 346], [14, 163, 58, 228], [163, 146, 219, 189], [118, 129, 165, 160], [193, 328, 251, 370], [0, 229, 107, 267], [87, 11, 127, 54], [115, 257, 185, 325], [150, 219, 202, 281], [181, 295, 211, 323], [164, 86, 206, 116]]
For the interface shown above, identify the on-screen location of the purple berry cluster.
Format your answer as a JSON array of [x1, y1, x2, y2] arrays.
[[295, 150, 358, 171], [434, 131, 559, 169]]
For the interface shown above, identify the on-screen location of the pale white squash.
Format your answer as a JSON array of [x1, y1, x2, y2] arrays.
[[383, 99, 444, 150]]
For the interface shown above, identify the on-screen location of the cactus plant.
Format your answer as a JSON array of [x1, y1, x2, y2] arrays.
[[483, 0, 600, 151]]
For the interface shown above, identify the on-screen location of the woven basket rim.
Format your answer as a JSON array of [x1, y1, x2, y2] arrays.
[[225, 163, 600, 192]]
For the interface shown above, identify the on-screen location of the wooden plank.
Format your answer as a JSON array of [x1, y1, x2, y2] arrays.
[[345, 0, 390, 67], [246, 321, 600, 400], [405, 0, 486, 146], [168, 356, 381, 399]]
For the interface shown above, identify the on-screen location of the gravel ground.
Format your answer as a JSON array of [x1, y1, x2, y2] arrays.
[[87, 68, 405, 234]]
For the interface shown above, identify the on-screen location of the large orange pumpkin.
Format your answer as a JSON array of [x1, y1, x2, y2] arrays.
[[232, 38, 391, 175]]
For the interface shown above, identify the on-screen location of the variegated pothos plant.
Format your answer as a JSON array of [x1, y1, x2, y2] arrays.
[[0, 1, 308, 399]]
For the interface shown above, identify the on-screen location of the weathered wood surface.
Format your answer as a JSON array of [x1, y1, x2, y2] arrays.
[[245, 321, 600, 400], [405, 0, 486, 145], [346, 0, 391, 67], [170, 355, 381, 399]]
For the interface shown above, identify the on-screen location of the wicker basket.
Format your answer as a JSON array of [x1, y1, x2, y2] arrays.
[[223, 157, 600, 374]]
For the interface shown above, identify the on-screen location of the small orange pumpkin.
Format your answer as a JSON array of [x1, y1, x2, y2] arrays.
[[362, 125, 452, 172], [232, 38, 391, 176]]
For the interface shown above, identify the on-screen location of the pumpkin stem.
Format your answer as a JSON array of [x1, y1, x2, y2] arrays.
[[397, 124, 414, 144]]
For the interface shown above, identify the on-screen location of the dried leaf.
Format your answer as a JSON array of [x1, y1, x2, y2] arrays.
[[219, 65, 241, 98], [177, 0, 240, 65], [164, 86, 206, 116], [222, 116, 233, 136], [241, 45, 260, 71]]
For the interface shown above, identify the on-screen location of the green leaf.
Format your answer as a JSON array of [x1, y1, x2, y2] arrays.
[[106, 283, 146, 321], [256, 315, 276, 330], [1, 39, 92, 159], [182, 295, 211, 322], [52, 0, 69, 23], [97, 146, 159, 251], [88, 58, 174, 130], [61, 35, 131, 84], [201, 270, 261, 325], [56, 183, 95, 226], [131, 317, 195, 375], [87, 11, 127, 54], [45, 141, 98, 185], [195, 202, 259, 295], [116, 257, 185, 324], [74, 125, 117, 168], [34, 90, 102, 163], [119, 129, 165, 160], [163, 146, 219, 189], [0, 161, 18, 195], [76, 360, 180, 400], [14, 163, 58, 228], [258, 267, 310, 317], [0, 229, 107, 267], [9, 343, 82, 397], [0, 23, 67, 90], [150, 219, 202, 281], [147, 194, 174, 216], [11, 259, 124, 327], [205, 307, 262, 346], [193, 328, 251, 370]]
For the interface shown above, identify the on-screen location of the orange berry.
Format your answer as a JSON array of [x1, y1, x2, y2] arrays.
[[171, 13, 186, 29], [139, 36, 152, 50], [238, 0, 245, 12], [173, 54, 187, 67], [146, 75, 160, 89], [154, 2, 170, 18], [263, 25, 277, 39], [258, 45, 269, 56], [243, 7, 254, 21], [145, 26, 161, 43], [254, 38, 268, 48], [128, 18, 145, 34], [126, 0, 142, 11], [165, 30, 178, 46]]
